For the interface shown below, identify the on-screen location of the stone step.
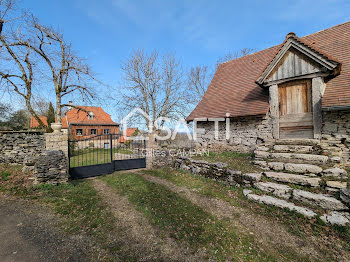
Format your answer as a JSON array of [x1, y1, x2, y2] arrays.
[[322, 168, 348, 179], [320, 211, 350, 226], [284, 163, 323, 174], [264, 172, 321, 187], [274, 139, 320, 146], [255, 151, 328, 164], [254, 160, 324, 174], [272, 145, 315, 154], [254, 182, 292, 199], [293, 189, 348, 211], [243, 189, 316, 218]]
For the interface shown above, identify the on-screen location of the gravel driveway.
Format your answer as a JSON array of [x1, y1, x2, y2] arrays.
[[0, 196, 96, 262]]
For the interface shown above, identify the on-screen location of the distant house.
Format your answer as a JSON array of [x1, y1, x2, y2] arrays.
[[30, 106, 119, 138], [119, 128, 139, 143], [29, 116, 49, 129]]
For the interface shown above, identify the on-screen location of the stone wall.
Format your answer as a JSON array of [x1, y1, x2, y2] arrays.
[[152, 150, 175, 168], [0, 131, 70, 185], [0, 131, 45, 164], [194, 110, 350, 165], [195, 114, 273, 152], [31, 150, 68, 185], [320, 110, 350, 165]]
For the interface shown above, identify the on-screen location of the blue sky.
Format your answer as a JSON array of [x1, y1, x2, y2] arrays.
[[18, 0, 350, 120]]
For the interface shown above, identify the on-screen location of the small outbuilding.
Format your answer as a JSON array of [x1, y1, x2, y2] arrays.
[[187, 22, 350, 163]]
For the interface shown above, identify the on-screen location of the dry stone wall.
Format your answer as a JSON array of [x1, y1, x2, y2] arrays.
[[173, 156, 257, 187], [320, 111, 350, 165], [0, 132, 45, 164], [0, 131, 69, 185], [195, 115, 273, 153], [32, 150, 68, 185]]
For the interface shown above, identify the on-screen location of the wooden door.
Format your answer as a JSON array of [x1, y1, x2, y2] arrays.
[[278, 80, 313, 139]]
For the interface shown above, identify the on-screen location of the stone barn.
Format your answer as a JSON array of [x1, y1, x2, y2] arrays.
[[187, 21, 350, 165]]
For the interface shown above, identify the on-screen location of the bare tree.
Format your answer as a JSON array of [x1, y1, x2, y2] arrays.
[[118, 49, 188, 131], [0, 1, 97, 130], [33, 95, 50, 116], [21, 20, 97, 123], [0, 0, 21, 34], [187, 65, 211, 103], [0, 0, 48, 128], [216, 48, 255, 68], [187, 48, 256, 104], [0, 30, 48, 129]]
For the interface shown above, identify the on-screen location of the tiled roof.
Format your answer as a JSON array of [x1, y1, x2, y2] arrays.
[[187, 21, 350, 121], [119, 128, 139, 143], [126, 128, 138, 136], [65, 106, 119, 126], [30, 116, 48, 128], [31, 106, 118, 129]]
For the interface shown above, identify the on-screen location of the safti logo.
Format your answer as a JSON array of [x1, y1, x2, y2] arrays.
[[121, 108, 231, 141]]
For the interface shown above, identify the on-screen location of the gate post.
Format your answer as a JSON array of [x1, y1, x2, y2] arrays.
[[45, 132, 69, 158], [146, 132, 156, 169], [110, 134, 113, 162]]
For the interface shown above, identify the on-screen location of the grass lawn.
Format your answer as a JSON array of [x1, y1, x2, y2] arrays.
[[69, 147, 134, 167], [192, 151, 259, 173], [101, 172, 276, 261]]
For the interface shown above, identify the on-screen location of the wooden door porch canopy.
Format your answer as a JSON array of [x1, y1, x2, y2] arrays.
[[256, 33, 341, 87]]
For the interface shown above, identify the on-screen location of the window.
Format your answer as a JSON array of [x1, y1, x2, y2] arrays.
[[104, 142, 110, 149], [76, 129, 83, 136], [88, 112, 94, 120], [91, 129, 97, 135], [104, 129, 109, 134]]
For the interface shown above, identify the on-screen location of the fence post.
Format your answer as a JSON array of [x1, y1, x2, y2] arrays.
[[110, 134, 113, 163]]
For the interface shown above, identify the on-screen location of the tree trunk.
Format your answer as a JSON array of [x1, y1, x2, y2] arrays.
[[55, 94, 61, 123]]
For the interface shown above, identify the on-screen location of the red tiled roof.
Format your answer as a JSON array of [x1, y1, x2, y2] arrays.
[[65, 106, 119, 126], [187, 21, 350, 121], [126, 128, 138, 136], [119, 128, 139, 143], [30, 116, 48, 128]]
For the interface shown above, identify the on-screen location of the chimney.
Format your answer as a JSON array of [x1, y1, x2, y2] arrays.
[[286, 32, 296, 39]]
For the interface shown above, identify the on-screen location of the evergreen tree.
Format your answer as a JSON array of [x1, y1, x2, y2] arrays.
[[47, 102, 55, 132]]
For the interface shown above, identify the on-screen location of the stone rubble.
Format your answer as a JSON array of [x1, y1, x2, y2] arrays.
[[340, 188, 350, 206]]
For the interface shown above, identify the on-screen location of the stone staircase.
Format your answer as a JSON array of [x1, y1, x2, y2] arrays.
[[244, 139, 350, 226]]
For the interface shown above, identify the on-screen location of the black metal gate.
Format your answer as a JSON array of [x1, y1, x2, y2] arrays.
[[68, 133, 146, 179]]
